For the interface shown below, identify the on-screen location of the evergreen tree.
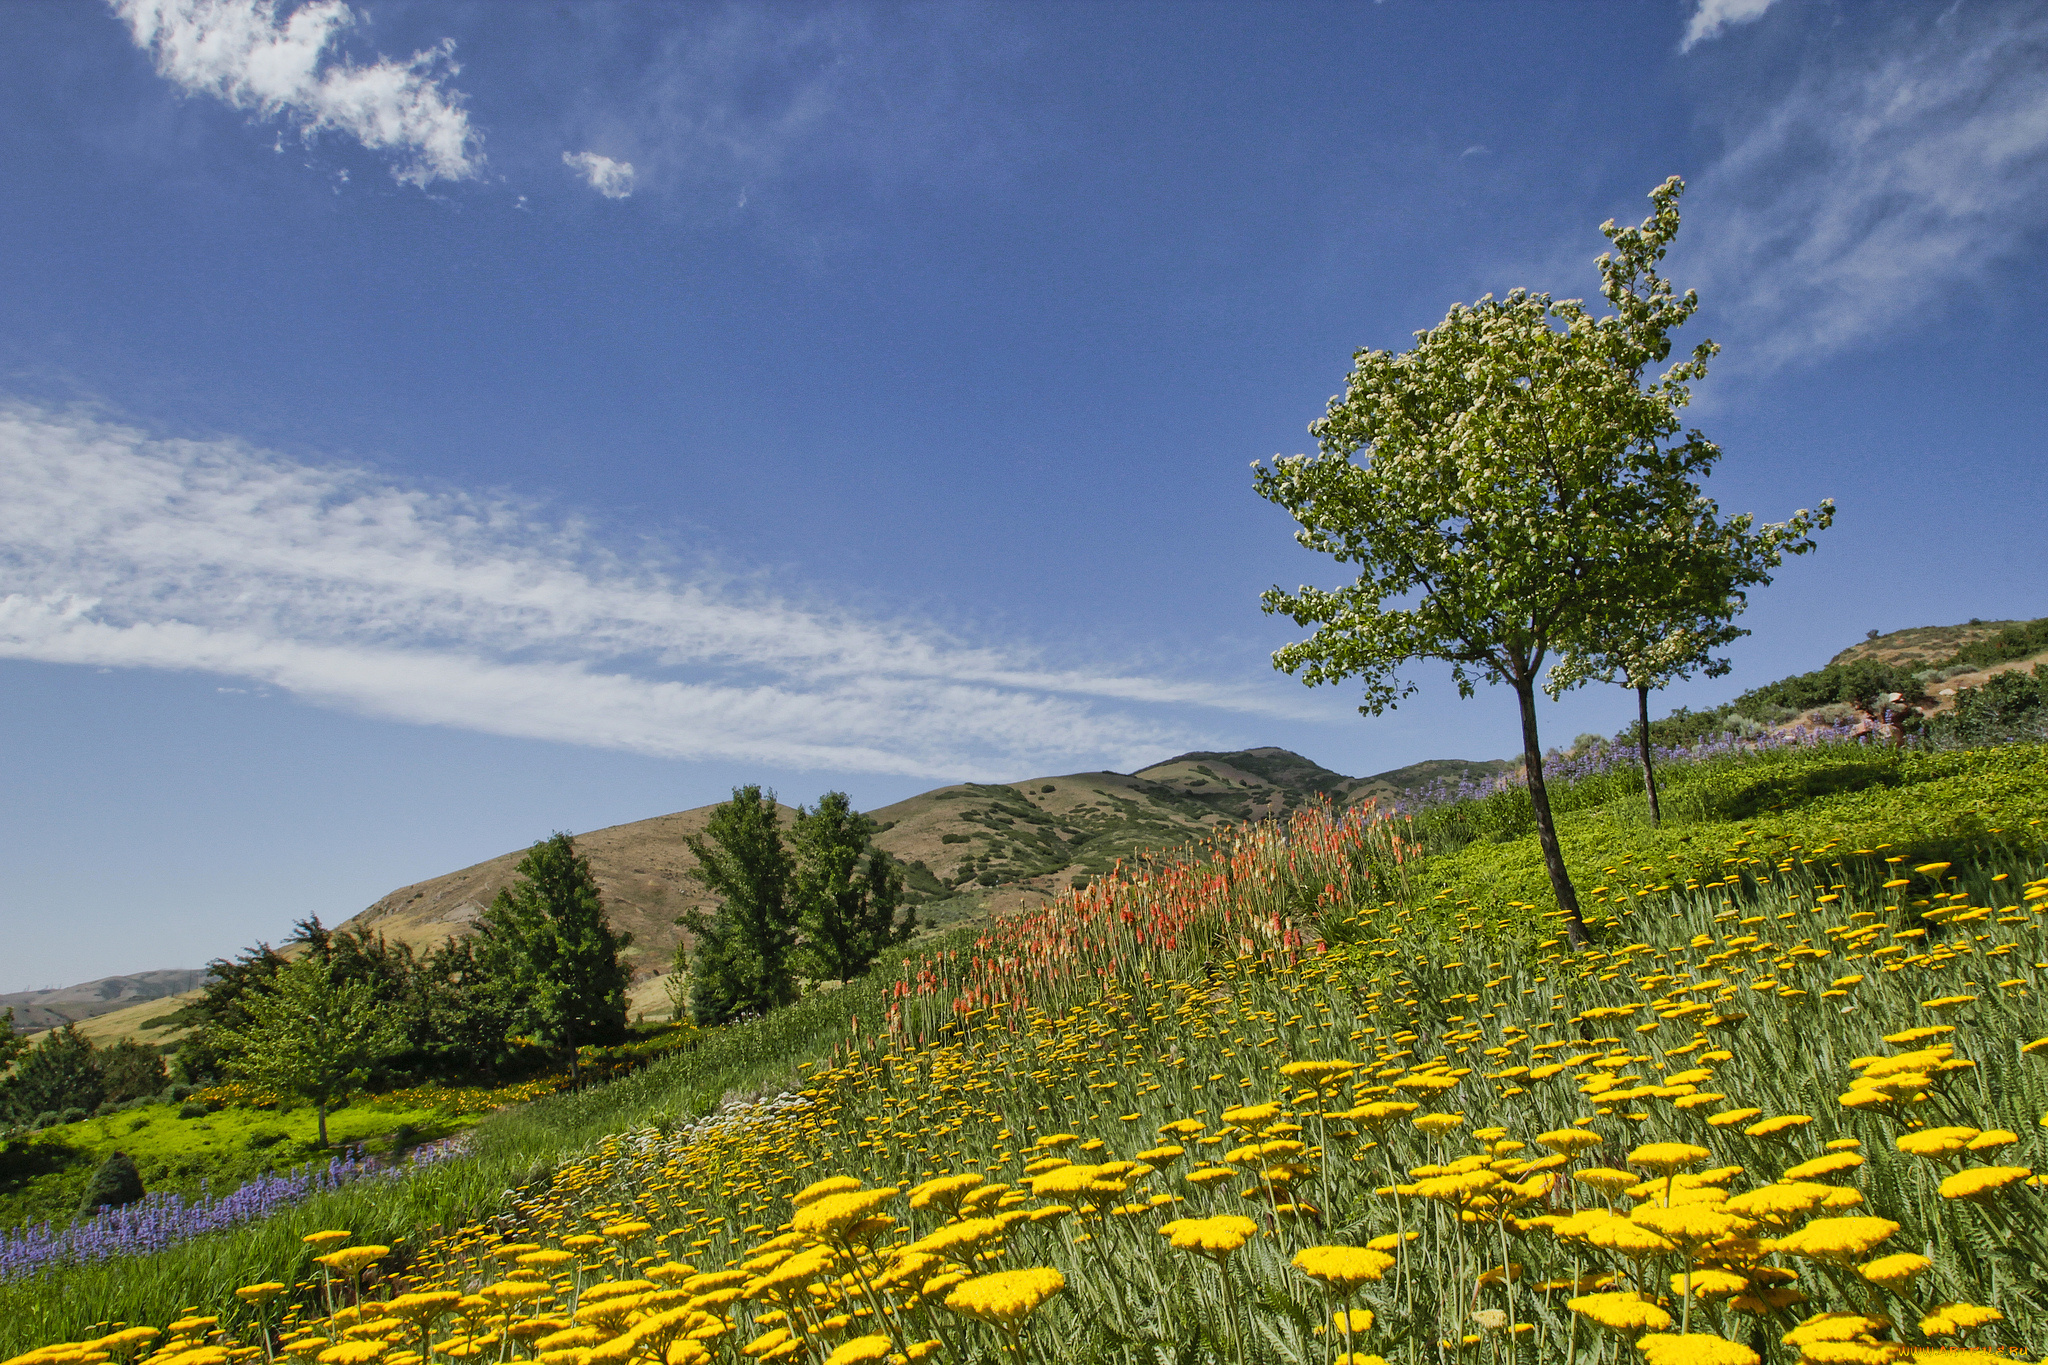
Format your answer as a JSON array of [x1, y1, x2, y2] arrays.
[[679, 786, 797, 1026], [76, 1151, 145, 1217], [3, 1026, 105, 1121], [215, 958, 403, 1147], [98, 1040, 168, 1105], [792, 791, 917, 983], [165, 935, 293, 1083], [475, 833, 632, 1080], [0, 1009, 22, 1073]]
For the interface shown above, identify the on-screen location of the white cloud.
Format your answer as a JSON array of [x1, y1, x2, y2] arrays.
[[0, 404, 1305, 779], [1680, 0, 1779, 52], [563, 150, 635, 199], [112, 0, 481, 186], [1687, 3, 2048, 364]]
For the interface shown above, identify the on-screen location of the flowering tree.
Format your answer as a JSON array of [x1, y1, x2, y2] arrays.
[[1255, 177, 1828, 947], [1546, 499, 1831, 825]]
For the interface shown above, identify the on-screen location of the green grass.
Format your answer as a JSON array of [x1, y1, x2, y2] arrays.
[[0, 1097, 469, 1232], [0, 926, 978, 1357], [1394, 742, 2048, 944]]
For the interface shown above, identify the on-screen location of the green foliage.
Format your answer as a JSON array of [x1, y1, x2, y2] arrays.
[[214, 959, 405, 1146], [2, 1027, 105, 1124], [0, 1010, 22, 1073], [1730, 655, 1920, 717], [1945, 615, 2048, 669], [97, 1041, 167, 1107], [791, 791, 917, 984], [74, 1151, 143, 1217], [1398, 742, 2048, 941], [1924, 664, 2048, 749], [1253, 177, 1827, 943], [475, 833, 633, 1066], [681, 787, 798, 1026]]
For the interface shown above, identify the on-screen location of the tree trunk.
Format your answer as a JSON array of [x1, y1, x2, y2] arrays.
[[1515, 680, 1589, 948], [1637, 684, 1662, 827], [316, 1101, 328, 1149]]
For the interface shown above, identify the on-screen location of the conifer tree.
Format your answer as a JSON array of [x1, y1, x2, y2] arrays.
[[475, 832, 632, 1081], [679, 786, 797, 1025], [792, 791, 916, 984]]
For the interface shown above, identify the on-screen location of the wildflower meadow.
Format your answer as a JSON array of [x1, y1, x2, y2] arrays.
[[6, 741, 2046, 1365]]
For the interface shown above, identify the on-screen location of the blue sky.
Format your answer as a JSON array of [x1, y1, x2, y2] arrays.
[[3, 0, 2044, 991]]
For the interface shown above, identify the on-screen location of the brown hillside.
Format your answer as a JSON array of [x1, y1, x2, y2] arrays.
[[1829, 620, 2029, 668], [332, 747, 1484, 999]]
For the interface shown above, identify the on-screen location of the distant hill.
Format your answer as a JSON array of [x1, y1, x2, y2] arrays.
[[0, 969, 206, 1033], [1829, 619, 2035, 669], [331, 746, 1507, 1010]]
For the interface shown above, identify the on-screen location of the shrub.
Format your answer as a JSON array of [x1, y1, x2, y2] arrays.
[[59, 1109, 86, 1125], [74, 1152, 144, 1217], [177, 1103, 208, 1120], [31, 1112, 59, 1131]]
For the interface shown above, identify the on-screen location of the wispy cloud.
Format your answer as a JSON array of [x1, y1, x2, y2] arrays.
[[112, 0, 482, 186], [0, 405, 1304, 778], [562, 150, 635, 199], [1686, 3, 2048, 364], [1680, 0, 1779, 52]]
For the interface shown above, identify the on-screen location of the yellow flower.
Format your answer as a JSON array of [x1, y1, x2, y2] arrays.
[[600, 1221, 651, 1239], [1918, 1303, 2003, 1338], [821, 1336, 894, 1365], [315, 1246, 389, 1276], [1783, 1152, 1864, 1180], [1635, 1332, 1761, 1365], [1566, 1292, 1673, 1332], [791, 1187, 899, 1239], [1413, 1113, 1464, 1136], [1773, 1216, 1899, 1260], [1964, 1129, 2017, 1151], [1895, 1128, 1978, 1158], [1587, 1217, 1678, 1256], [792, 1176, 864, 1207], [303, 1230, 354, 1248], [234, 1283, 287, 1306], [909, 1173, 985, 1212], [942, 1267, 1066, 1328], [1938, 1166, 2032, 1200], [1707, 1109, 1763, 1128], [1536, 1128, 1604, 1155], [1330, 1309, 1376, 1334], [1782, 1313, 1891, 1346], [1573, 1167, 1640, 1197], [1670, 1269, 1749, 1300], [1857, 1254, 1932, 1286], [1631, 1205, 1754, 1244], [1160, 1215, 1258, 1258], [316, 1347, 387, 1365], [1292, 1245, 1396, 1292], [1629, 1143, 1711, 1174]]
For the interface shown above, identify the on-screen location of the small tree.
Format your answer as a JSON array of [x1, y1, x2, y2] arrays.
[[680, 786, 798, 1026], [214, 958, 403, 1146], [3, 1026, 105, 1122], [792, 791, 917, 984], [99, 1039, 169, 1105], [0, 1008, 23, 1073], [475, 833, 633, 1082], [1548, 502, 1830, 824], [1254, 177, 1829, 947]]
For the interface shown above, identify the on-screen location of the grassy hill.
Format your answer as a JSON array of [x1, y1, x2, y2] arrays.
[[329, 747, 1507, 1007], [0, 972, 205, 1033]]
